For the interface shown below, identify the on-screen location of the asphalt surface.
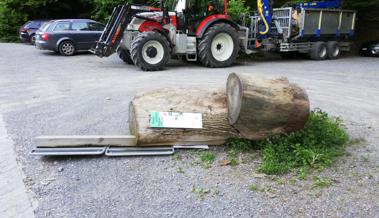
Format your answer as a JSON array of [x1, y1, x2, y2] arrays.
[[0, 43, 378, 218]]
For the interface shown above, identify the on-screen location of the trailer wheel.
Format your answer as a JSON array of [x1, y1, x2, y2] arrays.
[[131, 31, 171, 71], [118, 48, 134, 64], [198, 23, 239, 68], [309, 42, 327, 60], [326, 41, 340, 60]]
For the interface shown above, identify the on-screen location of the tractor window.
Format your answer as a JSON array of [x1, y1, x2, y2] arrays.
[[174, 0, 186, 12], [186, 0, 222, 17]]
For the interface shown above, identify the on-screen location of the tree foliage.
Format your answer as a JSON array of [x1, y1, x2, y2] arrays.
[[0, 0, 94, 41]]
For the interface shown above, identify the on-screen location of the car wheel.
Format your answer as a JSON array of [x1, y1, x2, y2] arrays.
[[369, 46, 378, 56], [59, 41, 75, 56], [29, 34, 36, 45]]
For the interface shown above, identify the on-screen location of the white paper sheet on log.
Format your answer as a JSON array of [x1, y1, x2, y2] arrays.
[[149, 111, 202, 129]]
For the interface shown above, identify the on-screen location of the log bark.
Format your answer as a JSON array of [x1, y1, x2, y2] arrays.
[[129, 88, 241, 146], [226, 73, 310, 140]]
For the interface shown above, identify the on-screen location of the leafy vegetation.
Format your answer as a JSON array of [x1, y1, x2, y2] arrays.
[[311, 176, 333, 188], [259, 109, 348, 175], [249, 184, 271, 192], [227, 109, 349, 175], [224, 138, 261, 166], [199, 151, 216, 167], [192, 186, 210, 200], [227, 0, 250, 23]]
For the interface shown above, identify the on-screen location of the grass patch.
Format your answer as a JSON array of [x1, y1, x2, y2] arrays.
[[249, 184, 259, 191], [177, 167, 184, 174], [199, 151, 215, 168], [311, 176, 333, 189], [249, 184, 271, 192], [192, 186, 210, 200], [225, 138, 261, 166], [226, 109, 349, 175], [348, 137, 366, 145]]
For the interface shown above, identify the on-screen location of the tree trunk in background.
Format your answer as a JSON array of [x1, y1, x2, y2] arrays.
[[226, 73, 310, 140], [129, 88, 241, 146]]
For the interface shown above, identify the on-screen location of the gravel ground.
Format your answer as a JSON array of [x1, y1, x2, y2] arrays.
[[0, 43, 378, 218]]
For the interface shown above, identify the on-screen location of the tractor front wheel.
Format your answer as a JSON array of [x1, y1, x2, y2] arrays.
[[131, 31, 171, 71], [198, 23, 239, 68], [118, 48, 134, 64]]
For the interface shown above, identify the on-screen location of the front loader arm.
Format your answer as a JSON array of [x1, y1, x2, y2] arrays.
[[94, 4, 160, 58]]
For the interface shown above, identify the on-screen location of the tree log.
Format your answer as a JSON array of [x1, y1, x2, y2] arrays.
[[129, 88, 241, 146], [226, 73, 310, 140]]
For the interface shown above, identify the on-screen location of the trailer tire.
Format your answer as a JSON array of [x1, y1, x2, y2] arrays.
[[326, 41, 340, 60], [131, 31, 171, 71], [309, 42, 327, 60], [198, 23, 239, 68], [118, 48, 134, 64]]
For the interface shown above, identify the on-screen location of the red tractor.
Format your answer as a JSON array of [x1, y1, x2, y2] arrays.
[[95, 0, 241, 71], [94, 0, 356, 71]]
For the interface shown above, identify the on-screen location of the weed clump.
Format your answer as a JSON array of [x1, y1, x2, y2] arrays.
[[227, 109, 349, 175], [199, 151, 216, 167]]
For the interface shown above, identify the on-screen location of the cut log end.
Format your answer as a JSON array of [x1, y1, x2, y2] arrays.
[[226, 73, 310, 140], [226, 73, 243, 125], [128, 101, 138, 140]]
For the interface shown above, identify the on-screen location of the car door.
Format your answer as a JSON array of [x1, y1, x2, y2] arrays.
[[51, 22, 72, 47], [87, 22, 105, 49], [70, 21, 94, 50]]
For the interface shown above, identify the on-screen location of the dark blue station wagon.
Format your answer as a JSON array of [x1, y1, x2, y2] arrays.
[[35, 19, 105, 56]]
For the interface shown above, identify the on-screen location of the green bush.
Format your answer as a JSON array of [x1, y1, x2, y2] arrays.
[[0, 2, 27, 42], [227, 0, 251, 23], [226, 109, 349, 175], [259, 109, 348, 174], [92, 0, 131, 23]]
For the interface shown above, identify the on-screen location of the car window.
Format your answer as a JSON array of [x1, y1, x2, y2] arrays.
[[88, 22, 105, 31], [54, 23, 70, 31], [72, 22, 89, 31], [40, 22, 52, 31], [25, 21, 39, 29]]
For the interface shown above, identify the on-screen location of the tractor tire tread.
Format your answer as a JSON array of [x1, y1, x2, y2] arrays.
[[131, 31, 171, 71], [198, 23, 239, 68]]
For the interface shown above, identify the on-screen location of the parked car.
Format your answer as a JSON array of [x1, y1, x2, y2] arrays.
[[361, 41, 379, 57], [19, 19, 50, 44], [35, 19, 105, 56]]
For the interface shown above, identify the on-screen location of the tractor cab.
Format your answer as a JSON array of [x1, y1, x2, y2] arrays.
[[166, 0, 226, 34]]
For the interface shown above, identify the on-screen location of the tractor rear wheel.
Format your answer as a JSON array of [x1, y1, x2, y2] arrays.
[[198, 23, 239, 68], [118, 48, 133, 64], [131, 31, 171, 71]]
